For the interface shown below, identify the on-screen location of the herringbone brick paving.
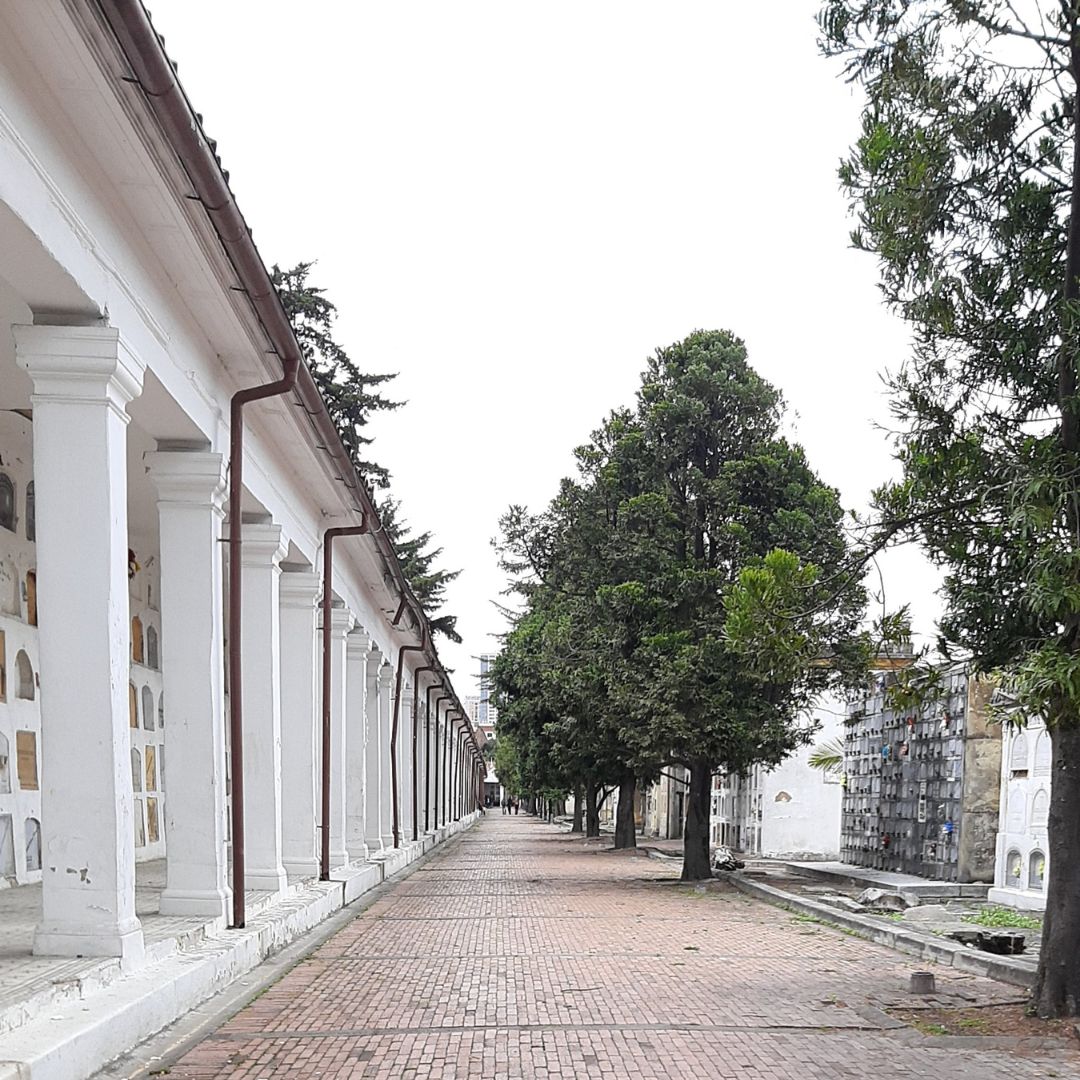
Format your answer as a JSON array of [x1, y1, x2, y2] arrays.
[[165, 817, 1078, 1077]]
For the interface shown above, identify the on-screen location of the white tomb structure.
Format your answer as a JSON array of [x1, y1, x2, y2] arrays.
[[989, 715, 1051, 911]]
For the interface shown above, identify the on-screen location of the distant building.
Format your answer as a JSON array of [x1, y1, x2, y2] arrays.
[[479, 653, 499, 730]]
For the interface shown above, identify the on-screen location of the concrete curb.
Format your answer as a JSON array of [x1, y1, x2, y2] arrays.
[[723, 872, 1036, 989], [0, 815, 480, 1080]]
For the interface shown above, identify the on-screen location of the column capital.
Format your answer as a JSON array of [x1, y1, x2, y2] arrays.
[[145, 450, 226, 510], [378, 662, 394, 688], [347, 628, 372, 657], [278, 569, 321, 608], [329, 605, 355, 637], [238, 522, 286, 568], [14, 324, 145, 418], [366, 648, 384, 676]]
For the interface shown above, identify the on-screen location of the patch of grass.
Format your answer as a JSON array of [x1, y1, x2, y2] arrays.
[[961, 906, 1042, 931], [956, 1017, 991, 1032], [915, 1022, 950, 1036], [791, 913, 824, 925]]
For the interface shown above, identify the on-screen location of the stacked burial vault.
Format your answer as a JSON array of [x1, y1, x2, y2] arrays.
[[840, 667, 1001, 882]]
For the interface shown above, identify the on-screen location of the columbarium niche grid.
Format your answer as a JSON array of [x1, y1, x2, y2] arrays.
[[841, 671, 969, 880], [0, 419, 45, 881], [129, 556, 165, 861]]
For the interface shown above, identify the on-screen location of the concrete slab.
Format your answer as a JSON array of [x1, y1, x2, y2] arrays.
[[782, 860, 990, 899]]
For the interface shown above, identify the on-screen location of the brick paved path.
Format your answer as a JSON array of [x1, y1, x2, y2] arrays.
[[166, 817, 1076, 1078]]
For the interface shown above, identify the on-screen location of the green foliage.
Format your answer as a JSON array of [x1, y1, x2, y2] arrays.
[[492, 330, 866, 803], [272, 262, 399, 490], [808, 737, 846, 775], [273, 262, 459, 636], [819, 2, 1080, 726], [963, 906, 1042, 931]]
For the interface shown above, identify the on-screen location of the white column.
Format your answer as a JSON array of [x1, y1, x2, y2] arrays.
[[16, 325, 146, 964], [239, 522, 288, 893], [326, 604, 353, 869], [278, 570, 320, 879], [346, 629, 370, 860], [364, 649, 384, 851], [379, 663, 394, 848], [147, 449, 231, 919]]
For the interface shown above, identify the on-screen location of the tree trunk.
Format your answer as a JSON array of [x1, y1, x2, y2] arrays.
[[681, 761, 712, 881], [1033, 724, 1080, 1015], [614, 773, 637, 849], [571, 787, 584, 833], [585, 779, 601, 838]]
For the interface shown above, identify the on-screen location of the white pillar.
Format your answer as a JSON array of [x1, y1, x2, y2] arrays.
[[346, 629, 370, 860], [278, 570, 320, 879], [16, 325, 146, 965], [147, 449, 231, 919], [379, 663, 394, 848], [364, 649, 384, 852], [239, 522, 288, 893], [326, 604, 353, 869]]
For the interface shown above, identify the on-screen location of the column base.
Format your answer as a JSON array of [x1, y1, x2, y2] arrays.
[[159, 886, 231, 920], [347, 842, 370, 862], [245, 867, 288, 893], [329, 847, 350, 871], [34, 918, 145, 970], [365, 835, 385, 853], [282, 857, 320, 880]]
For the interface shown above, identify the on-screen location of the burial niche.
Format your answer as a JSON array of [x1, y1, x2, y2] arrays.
[[0, 473, 13, 533], [24, 482, 33, 542], [142, 685, 155, 731], [0, 731, 9, 794], [146, 625, 159, 670], [131, 616, 144, 665], [1030, 850, 1046, 891], [15, 650, 33, 700], [25, 572, 35, 626], [0, 814, 13, 877], [24, 817, 41, 872]]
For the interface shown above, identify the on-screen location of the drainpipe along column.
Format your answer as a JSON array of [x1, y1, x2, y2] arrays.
[[378, 662, 395, 849], [411, 668, 434, 842]]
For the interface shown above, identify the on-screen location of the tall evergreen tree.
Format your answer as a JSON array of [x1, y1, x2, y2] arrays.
[[820, 0, 1080, 1015], [273, 262, 460, 637]]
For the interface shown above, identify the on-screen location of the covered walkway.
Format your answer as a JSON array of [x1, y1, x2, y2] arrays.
[[152, 816, 1073, 1079]]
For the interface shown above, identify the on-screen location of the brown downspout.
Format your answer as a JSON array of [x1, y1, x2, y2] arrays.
[[444, 711, 455, 827], [433, 695, 449, 827], [410, 667, 434, 842], [391, 626, 427, 848], [423, 685, 441, 833], [319, 524, 368, 881]]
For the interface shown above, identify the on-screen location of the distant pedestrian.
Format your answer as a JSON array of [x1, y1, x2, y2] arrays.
[[513, 800, 519, 815], [502, 798, 509, 815]]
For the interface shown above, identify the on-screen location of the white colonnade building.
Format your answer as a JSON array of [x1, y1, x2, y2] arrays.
[[0, 3, 484, 1076]]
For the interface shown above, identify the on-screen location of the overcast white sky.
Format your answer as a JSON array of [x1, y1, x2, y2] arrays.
[[150, 1, 943, 694]]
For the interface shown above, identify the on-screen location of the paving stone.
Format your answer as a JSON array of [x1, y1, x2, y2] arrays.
[[163, 818, 1077, 1078]]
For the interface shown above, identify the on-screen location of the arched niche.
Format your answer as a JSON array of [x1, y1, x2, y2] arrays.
[[141, 685, 155, 731], [0, 627, 6, 702], [0, 731, 9, 795], [24, 817, 41, 872], [158, 693, 164, 729], [146, 625, 159, 670], [0, 815, 13, 877], [1009, 731, 1029, 773], [128, 682, 138, 728], [131, 616, 144, 665], [1032, 789, 1049, 829], [1029, 850, 1046, 891], [1005, 783, 1026, 834], [1005, 849, 1022, 886], [130, 747, 142, 791], [25, 482, 34, 542], [0, 473, 14, 533], [1034, 731, 1052, 777], [15, 650, 33, 700]]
